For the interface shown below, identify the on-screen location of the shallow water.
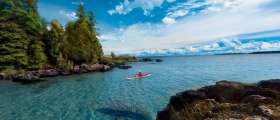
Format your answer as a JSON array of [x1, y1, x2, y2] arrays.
[[1, 54, 280, 120]]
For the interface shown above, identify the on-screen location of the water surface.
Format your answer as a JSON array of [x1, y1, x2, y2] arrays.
[[1, 54, 280, 120]]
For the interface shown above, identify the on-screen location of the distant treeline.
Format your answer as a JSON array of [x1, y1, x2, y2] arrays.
[[0, 0, 103, 71]]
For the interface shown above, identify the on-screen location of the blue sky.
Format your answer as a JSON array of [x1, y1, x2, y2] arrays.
[[38, 0, 280, 55]]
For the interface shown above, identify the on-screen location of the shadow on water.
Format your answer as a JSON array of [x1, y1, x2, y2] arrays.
[[96, 108, 151, 120]]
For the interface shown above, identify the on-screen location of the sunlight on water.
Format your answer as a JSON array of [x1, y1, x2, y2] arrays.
[[1, 54, 280, 120]]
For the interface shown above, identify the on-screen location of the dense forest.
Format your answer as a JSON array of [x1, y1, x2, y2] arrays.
[[0, 0, 103, 72]]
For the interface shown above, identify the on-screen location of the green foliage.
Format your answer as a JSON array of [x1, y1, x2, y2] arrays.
[[56, 53, 73, 70], [42, 20, 64, 65], [0, 1, 104, 71], [116, 56, 138, 62], [99, 56, 137, 67], [111, 52, 116, 58], [0, 0, 46, 70], [0, 22, 29, 70], [28, 39, 47, 69], [62, 4, 103, 65]]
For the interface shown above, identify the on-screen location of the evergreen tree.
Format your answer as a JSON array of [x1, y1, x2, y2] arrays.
[[0, 1, 104, 71], [0, 22, 29, 70], [28, 39, 47, 69], [0, 0, 46, 70], [43, 20, 64, 65], [63, 4, 103, 64], [111, 52, 116, 59]]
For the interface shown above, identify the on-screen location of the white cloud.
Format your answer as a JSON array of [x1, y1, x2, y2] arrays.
[[108, 0, 175, 16], [162, 17, 176, 24], [59, 10, 77, 20], [102, 0, 280, 54], [133, 37, 280, 56], [162, 0, 241, 24], [98, 35, 118, 41]]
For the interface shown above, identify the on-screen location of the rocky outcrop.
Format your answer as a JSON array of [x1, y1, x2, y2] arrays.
[[118, 65, 132, 69], [157, 80, 280, 120], [12, 73, 45, 84], [155, 59, 163, 62], [0, 63, 112, 84], [139, 58, 163, 62]]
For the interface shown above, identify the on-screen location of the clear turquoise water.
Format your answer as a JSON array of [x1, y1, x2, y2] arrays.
[[1, 54, 280, 120]]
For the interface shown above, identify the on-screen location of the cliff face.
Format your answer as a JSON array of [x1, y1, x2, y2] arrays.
[[157, 80, 280, 120]]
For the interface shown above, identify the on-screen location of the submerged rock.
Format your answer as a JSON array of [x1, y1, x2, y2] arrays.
[[157, 80, 280, 120]]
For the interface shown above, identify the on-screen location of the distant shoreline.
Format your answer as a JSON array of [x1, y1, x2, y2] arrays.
[[250, 51, 280, 54], [215, 51, 280, 55]]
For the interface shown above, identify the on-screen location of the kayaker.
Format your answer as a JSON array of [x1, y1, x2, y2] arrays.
[[126, 72, 151, 79], [137, 72, 143, 77]]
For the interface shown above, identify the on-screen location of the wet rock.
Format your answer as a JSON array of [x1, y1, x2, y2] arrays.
[[37, 69, 59, 77], [12, 73, 45, 84], [102, 65, 111, 71], [0, 73, 6, 80], [89, 64, 102, 71], [80, 64, 89, 73], [155, 59, 163, 62], [140, 58, 153, 62], [139, 58, 163, 62], [258, 79, 280, 92], [73, 65, 81, 73], [60, 70, 71, 75], [118, 65, 132, 69], [2, 63, 115, 84]]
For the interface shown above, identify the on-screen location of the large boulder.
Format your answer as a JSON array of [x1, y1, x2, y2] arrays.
[[73, 65, 81, 73], [102, 65, 111, 72], [12, 73, 45, 84], [157, 80, 280, 120], [0, 73, 6, 80], [258, 79, 280, 92], [37, 69, 59, 77]]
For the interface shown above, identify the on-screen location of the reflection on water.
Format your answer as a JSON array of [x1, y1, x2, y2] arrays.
[[1, 54, 280, 120]]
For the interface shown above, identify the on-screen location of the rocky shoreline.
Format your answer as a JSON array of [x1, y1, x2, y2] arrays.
[[0, 63, 111, 84], [157, 79, 280, 120], [0, 58, 163, 84]]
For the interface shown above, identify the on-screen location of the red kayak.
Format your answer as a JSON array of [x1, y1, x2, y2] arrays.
[[126, 73, 152, 80]]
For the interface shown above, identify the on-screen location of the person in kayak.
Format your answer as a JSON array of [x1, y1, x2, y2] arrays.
[[126, 71, 151, 79], [136, 72, 144, 77]]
